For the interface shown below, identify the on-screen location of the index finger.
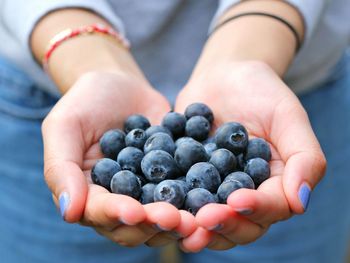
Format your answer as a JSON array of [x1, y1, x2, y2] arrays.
[[42, 111, 88, 223]]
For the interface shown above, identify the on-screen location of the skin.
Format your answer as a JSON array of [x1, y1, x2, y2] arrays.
[[32, 9, 196, 247], [31, 0, 326, 252], [175, 1, 326, 252]]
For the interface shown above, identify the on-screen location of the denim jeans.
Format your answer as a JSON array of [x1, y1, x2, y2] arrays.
[[0, 53, 349, 263]]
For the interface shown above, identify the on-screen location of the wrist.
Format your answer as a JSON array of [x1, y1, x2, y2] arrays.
[[48, 34, 145, 93], [188, 59, 276, 89], [31, 8, 146, 94], [194, 0, 304, 77], [68, 70, 154, 103]]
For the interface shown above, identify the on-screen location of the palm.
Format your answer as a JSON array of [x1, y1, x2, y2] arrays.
[[177, 62, 295, 184], [43, 72, 197, 246], [56, 71, 171, 191], [175, 62, 324, 251], [69, 73, 170, 178]]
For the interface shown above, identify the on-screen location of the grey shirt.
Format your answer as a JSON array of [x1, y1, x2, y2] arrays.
[[1, 0, 349, 102]]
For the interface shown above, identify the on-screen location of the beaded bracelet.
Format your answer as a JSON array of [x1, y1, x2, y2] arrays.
[[42, 23, 130, 72]]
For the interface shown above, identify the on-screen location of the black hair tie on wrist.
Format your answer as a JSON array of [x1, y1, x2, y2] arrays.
[[210, 12, 302, 53]]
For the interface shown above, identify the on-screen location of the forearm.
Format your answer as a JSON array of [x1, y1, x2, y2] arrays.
[[31, 8, 145, 93], [192, 0, 305, 78]]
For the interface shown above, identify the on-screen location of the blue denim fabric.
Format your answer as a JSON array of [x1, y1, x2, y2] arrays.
[[183, 53, 350, 263], [0, 57, 159, 263]]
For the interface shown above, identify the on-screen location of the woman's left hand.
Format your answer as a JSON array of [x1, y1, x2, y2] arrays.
[[174, 60, 326, 252]]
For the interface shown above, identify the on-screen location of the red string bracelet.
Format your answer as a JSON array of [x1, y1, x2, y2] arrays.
[[42, 23, 130, 73]]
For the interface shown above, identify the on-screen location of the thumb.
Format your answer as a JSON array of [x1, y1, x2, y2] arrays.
[[283, 149, 326, 214], [273, 104, 327, 214], [42, 114, 88, 223]]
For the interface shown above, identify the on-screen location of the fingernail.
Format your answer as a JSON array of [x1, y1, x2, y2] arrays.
[[235, 208, 253, 215], [298, 183, 311, 211], [207, 224, 223, 231], [152, 224, 170, 232], [59, 192, 70, 219]]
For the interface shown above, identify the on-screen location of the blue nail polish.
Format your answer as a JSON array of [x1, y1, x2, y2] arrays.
[[153, 224, 170, 232], [299, 183, 311, 211], [235, 208, 253, 215], [208, 224, 223, 231], [59, 192, 70, 219]]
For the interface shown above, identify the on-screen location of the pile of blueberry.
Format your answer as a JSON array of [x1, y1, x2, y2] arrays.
[[91, 103, 271, 215]]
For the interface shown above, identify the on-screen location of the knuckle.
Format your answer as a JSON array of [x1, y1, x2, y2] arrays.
[[318, 153, 327, 176], [41, 115, 52, 134], [41, 111, 63, 134], [312, 151, 327, 180], [43, 160, 61, 192]]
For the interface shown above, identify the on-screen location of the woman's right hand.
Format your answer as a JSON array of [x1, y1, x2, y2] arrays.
[[42, 71, 196, 247]]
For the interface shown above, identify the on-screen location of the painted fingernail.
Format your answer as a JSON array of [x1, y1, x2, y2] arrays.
[[59, 192, 70, 219], [208, 224, 223, 231], [235, 208, 253, 215], [152, 224, 170, 232], [299, 183, 311, 211]]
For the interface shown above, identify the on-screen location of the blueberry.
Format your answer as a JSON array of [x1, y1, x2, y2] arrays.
[[204, 143, 218, 158], [174, 179, 191, 193], [161, 112, 186, 138], [224, 171, 255, 189], [136, 174, 147, 186], [91, 158, 121, 191], [177, 176, 186, 182], [144, 132, 175, 155], [217, 180, 244, 204], [110, 170, 141, 199], [213, 194, 219, 203], [125, 128, 147, 149], [202, 136, 215, 144], [175, 137, 197, 147], [245, 138, 271, 162], [184, 188, 216, 215], [154, 180, 186, 208], [236, 153, 246, 171], [185, 116, 211, 141], [215, 122, 248, 155], [145, 125, 172, 138], [124, 114, 150, 133], [244, 158, 270, 187], [141, 150, 178, 183], [99, 129, 125, 159], [186, 162, 221, 193], [140, 183, 157, 204], [185, 102, 214, 123], [209, 149, 237, 179], [174, 140, 208, 173], [117, 146, 144, 174]]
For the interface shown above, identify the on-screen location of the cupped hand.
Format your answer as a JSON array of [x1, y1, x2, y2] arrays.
[[42, 71, 196, 247], [175, 61, 326, 252]]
